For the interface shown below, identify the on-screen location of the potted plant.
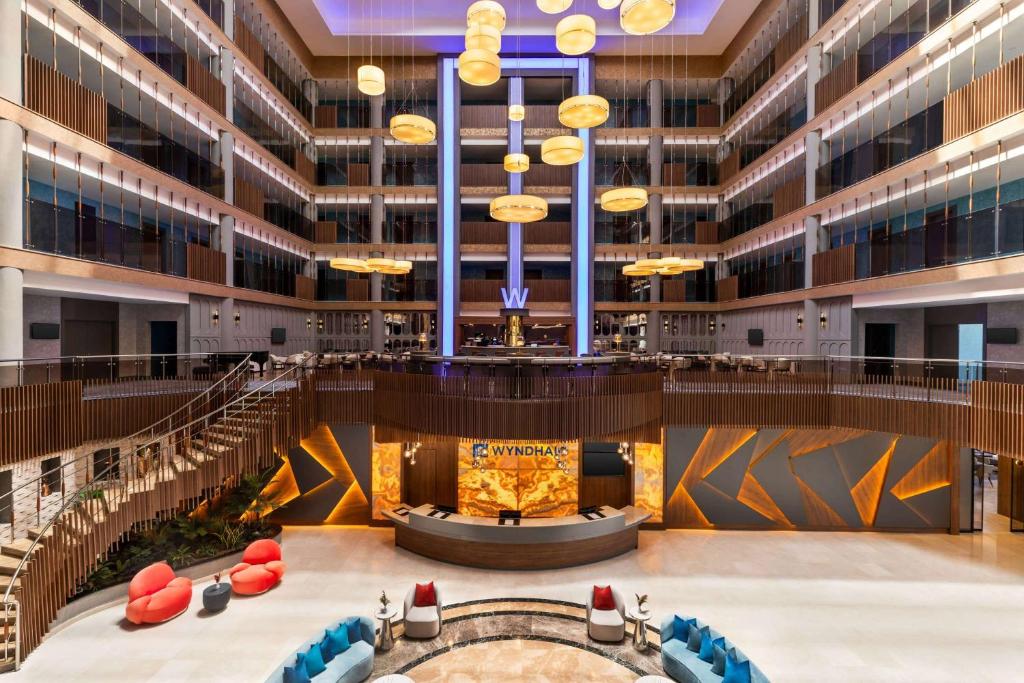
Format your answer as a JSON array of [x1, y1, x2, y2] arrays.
[[635, 593, 648, 615], [203, 571, 232, 613], [379, 590, 391, 614]]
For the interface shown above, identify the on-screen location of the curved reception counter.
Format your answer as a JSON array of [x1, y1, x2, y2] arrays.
[[383, 504, 651, 569]]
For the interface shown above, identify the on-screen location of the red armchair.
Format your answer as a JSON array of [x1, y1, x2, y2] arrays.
[[125, 562, 193, 625], [227, 539, 286, 595]]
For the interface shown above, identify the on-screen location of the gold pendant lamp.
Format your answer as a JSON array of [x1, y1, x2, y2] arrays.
[[467, 0, 507, 30], [504, 153, 530, 173], [508, 104, 526, 121], [555, 14, 597, 55], [537, 0, 573, 13], [541, 135, 585, 165], [598, 0, 621, 7], [389, 114, 437, 144], [466, 23, 502, 52], [620, 0, 675, 35], [490, 194, 549, 222], [558, 94, 609, 128], [600, 187, 648, 212], [357, 65, 386, 96], [459, 48, 502, 86]]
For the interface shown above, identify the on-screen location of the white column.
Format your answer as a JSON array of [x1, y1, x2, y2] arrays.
[[0, 0, 24, 365]]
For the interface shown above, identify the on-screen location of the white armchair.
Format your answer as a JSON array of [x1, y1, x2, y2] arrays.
[[403, 583, 442, 639], [586, 585, 626, 642]]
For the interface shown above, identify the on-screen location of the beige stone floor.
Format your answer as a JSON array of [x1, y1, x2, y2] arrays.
[[10, 487, 1024, 683], [405, 639, 637, 683]]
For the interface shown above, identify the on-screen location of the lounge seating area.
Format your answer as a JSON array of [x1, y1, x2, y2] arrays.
[[586, 585, 626, 642], [403, 581, 442, 639], [270, 617, 375, 683], [227, 539, 287, 595], [660, 613, 769, 683], [124, 563, 192, 625]]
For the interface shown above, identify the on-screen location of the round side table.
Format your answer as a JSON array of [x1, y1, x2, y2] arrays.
[[627, 608, 652, 652], [202, 583, 231, 613], [376, 606, 399, 651], [373, 675, 414, 683]]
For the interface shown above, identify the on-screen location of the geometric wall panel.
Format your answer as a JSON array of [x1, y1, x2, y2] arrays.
[[664, 427, 953, 530], [266, 424, 372, 525]]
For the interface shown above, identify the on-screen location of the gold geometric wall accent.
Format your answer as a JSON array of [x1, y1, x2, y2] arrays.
[[787, 428, 866, 457], [849, 437, 896, 526], [794, 474, 848, 527], [736, 471, 792, 527], [633, 441, 663, 523], [890, 441, 951, 500]]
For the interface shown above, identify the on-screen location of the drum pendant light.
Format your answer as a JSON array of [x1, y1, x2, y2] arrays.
[[598, 0, 621, 8], [555, 14, 596, 55], [504, 153, 530, 173], [389, 114, 436, 144], [508, 104, 526, 121], [558, 94, 610, 128], [541, 135, 584, 165], [465, 23, 502, 52], [467, 0, 507, 30], [459, 48, 501, 86], [600, 187, 649, 212], [357, 65, 386, 96], [330, 257, 373, 273], [620, 0, 675, 35], [490, 194, 549, 222], [537, 0, 573, 13]]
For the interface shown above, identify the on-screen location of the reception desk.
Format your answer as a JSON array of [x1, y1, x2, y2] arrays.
[[383, 505, 650, 569]]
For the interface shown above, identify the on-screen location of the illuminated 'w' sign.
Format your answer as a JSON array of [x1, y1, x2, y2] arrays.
[[500, 287, 529, 309]]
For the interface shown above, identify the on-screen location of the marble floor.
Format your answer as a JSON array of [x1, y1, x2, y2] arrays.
[[11, 513, 1024, 682]]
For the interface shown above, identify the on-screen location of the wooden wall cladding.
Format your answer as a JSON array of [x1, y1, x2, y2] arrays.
[[812, 244, 856, 287], [773, 14, 809, 67], [525, 164, 573, 187], [717, 275, 739, 302], [943, 54, 1024, 142], [82, 391, 201, 442], [295, 274, 316, 300], [695, 221, 720, 244], [233, 17, 266, 70], [815, 55, 858, 115], [314, 370, 374, 423], [293, 153, 317, 185], [970, 381, 1024, 459], [460, 105, 507, 129], [772, 174, 805, 218], [233, 176, 265, 217], [663, 163, 688, 186], [461, 222, 505, 244], [525, 279, 570, 302], [460, 279, 505, 302], [315, 220, 338, 243], [460, 164, 507, 187], [662, 279, 686, 303], [186, 243, 227, 285], [526, 105, 562, 130], [24, 56, 107, 144], [0, 382, 82, 466], [373, 371, 663, 443], [664, 373, 830, 428], [346, 278, 369, 301], [185, 54, 226, 115], [314, 105, 338, 128]]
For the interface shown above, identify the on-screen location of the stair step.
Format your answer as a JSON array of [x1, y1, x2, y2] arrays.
[[0, 555, 23, 577], [0, 656, 15, 673], [2, 539, 36, 560]]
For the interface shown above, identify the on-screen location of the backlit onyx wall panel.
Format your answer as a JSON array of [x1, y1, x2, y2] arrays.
[[664, 427, 964, 530]]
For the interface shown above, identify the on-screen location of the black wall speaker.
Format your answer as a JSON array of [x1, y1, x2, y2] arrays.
[[747, 328, 765, 346], [30, 323, 60, 340], [270, 327, 287, 344], [988, 327, 1018, 345]]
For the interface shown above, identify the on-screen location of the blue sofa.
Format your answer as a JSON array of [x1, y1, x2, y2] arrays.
[[266, 616, 375, 683], [660, 615, 769, 683]]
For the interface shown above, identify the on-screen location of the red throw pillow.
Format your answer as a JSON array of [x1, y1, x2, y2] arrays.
[[592, 585, 615, 611], [413, 582, 437, 607]]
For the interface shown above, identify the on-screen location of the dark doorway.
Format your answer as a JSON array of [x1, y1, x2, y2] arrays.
[[93, 447, 121, 480], [926, 324, 960, 379], [0, 470, 12, 524], [150, 321, 178, 377], [61, 299, 118, 381], [864, 323, 896, 376]]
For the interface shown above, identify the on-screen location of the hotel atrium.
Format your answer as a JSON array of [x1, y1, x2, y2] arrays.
[[1, 0, 1024, 680]]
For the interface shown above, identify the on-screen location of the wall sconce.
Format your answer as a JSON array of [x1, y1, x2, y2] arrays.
[[708, 317, 717, 334], [306, 316, 312, 330], [234, 310, 241, 325], [796, 313, 804, 330], [211, 309, 220, 325], [317, 318, 324, 332], [819, 312, 828, 329]]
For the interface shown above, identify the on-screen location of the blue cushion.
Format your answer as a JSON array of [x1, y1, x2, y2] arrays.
[[302, 644, 327, 678], [283, 665, 310, 683], [699, 633, 725, 663], [687, 624, 709, 652], [673, 615, 696, 641], [322, 624, 351, 660], [723, 649, 752, 683], [712, 643, 727, 675], [344, 617, 361, 644]]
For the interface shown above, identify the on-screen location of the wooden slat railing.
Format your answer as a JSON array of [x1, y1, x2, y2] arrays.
[[186, 243, 227, 285], [696, 104, 720, 127], [185, 54, 226, 115], [24, 56, 107, 144], [943, 54, 1024, 142], [718, 148, 740, 184], [233, 17, 266, 70], [812, 244, 856, 286], [233, 176, 265, 217], [315, 220, 338, 243], [717, 275, 739, 302], [0, 382, 82, 466], [773, 13, 809, 66], [293, 153, 317, 185], [663, 163, 688, 186], [815, 55, 858, 114], [695, 221, 720, 244], [772, 174, 805, 218], [295, 274, 316, 300], [347, 163, 370, 186], [662, 279, 686, 303], [460, 279, 505, 302], [314, 105, 338, 128]]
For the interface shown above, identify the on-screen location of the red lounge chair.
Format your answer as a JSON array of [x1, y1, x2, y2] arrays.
[[125, 562, 193, 625], [228, 539, 286, 595]]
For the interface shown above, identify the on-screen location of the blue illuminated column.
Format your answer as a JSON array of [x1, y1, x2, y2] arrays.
[[573, 57, 595, 356], [507, 76, 524, 294], [438, 57, 459, 355]]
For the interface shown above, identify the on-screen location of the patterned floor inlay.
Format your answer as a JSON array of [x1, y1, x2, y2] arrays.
[[374, 598, 665, 679]]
